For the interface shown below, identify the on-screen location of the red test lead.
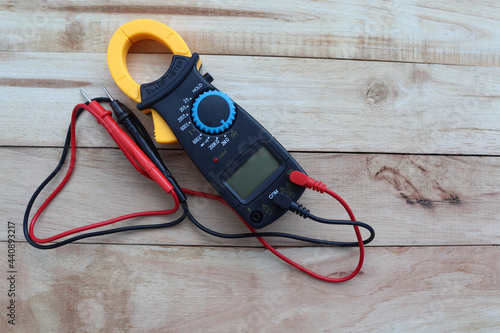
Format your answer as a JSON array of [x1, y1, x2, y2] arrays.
[[24, 89, 374, 282], [264, 172, 368, 282]]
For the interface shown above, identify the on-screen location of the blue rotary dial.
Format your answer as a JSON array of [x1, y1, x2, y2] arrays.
[[191, 90, 236, 134]]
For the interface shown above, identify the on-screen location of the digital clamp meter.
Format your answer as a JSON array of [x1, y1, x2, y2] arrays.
[[25, 19, 371, 283], [106, 19, 306, 228], [137, 53, 306, 228]]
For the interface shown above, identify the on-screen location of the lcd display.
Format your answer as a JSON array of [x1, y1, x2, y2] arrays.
[[226, 146, 281, 199]]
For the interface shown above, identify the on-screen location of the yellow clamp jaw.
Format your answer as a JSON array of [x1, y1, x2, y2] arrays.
[[107, 19, 201, 144]]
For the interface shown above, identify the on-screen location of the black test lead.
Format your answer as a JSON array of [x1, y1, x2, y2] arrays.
[[24, 89, 375, 281]]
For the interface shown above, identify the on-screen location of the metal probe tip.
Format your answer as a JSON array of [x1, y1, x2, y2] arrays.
[[80, 90, 91, 102], [102, 85, 114, 101]]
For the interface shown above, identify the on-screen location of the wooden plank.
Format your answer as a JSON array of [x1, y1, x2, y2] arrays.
[[2, 243, 499, 332], [1, 52, 499, 155], [1, 1, 500, 66], [4, 148, 499, 247]]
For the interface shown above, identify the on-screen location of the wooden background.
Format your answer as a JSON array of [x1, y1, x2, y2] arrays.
[[1, 0, 499, 332]]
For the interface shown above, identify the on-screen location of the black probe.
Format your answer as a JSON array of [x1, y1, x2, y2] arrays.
[[102, 86, 187, 203]]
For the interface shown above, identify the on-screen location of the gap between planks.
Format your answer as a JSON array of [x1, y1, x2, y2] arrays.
[[3, 146, 499, 159]]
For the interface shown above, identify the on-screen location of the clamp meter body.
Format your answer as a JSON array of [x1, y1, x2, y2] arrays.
[[137, 53, 306, 228]]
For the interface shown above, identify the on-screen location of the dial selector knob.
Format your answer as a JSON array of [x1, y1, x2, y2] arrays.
[[191, 90, 236, 134]]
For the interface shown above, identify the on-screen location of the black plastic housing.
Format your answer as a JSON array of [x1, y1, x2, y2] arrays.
[[138, 54, 305, 228]]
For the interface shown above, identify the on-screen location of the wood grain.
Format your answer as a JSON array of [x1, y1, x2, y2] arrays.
[[4, 148, 499, 247], [2, 1, 500, 66], [1, 1, 500, 331], [1, 243, 498, 332], [1, 52, 499, 155]]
